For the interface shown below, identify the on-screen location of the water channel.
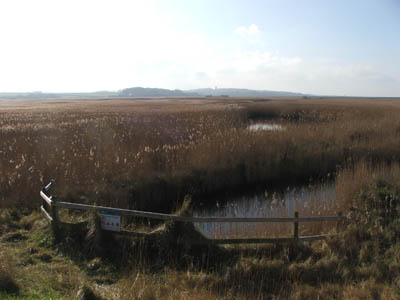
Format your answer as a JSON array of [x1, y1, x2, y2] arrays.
[[193, 182, 336, 239], [191, 122, 336, 239], [247, 123, 284, 132]]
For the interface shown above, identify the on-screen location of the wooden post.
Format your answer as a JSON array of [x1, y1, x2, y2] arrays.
[[42, 196, 47, 218], [293, 211, 299, 240], [336, 211, 342, 233], [51, 196, 60, 241]]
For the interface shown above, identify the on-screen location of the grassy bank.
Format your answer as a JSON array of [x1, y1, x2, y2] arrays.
[[1, 161, 399, 299]]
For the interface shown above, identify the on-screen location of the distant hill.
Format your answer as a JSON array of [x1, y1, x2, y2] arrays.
[[119, 87, 199, 97], [0, 87, 307, 99], [186, 88, 305, 97], [119, 87, 306, 97]]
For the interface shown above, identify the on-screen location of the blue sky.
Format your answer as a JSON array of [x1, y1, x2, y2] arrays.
[[0, 0, 399, 96]]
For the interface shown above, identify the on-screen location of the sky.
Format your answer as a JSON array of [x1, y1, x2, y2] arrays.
[[0, 0, 399, 96]]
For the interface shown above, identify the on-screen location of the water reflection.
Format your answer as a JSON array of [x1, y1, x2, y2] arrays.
[[193, 183, 336, 239], [247, 123, 284, 131]]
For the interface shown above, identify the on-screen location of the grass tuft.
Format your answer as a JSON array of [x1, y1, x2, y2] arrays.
[[0, 250, 19, 295]]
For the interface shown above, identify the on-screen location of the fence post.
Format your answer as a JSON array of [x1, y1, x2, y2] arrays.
[[336, 211, 343, 233], [293, 211, 299, 240], [42, 196, 46, 214], [51, 196, 60, 241]]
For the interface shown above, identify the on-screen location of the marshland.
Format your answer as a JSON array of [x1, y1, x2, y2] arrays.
[[1, 97, 400, 299]]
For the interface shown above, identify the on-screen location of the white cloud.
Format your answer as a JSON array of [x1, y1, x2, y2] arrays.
[[231, 50, 301, 72], [248, 24, 260, 35], [185, 51, 400, 97], [300, 62, 400, 96], [234, 24, 260, 37]]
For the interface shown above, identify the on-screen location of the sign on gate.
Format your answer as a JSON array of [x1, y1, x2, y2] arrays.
[[100, 210, 121, 232]]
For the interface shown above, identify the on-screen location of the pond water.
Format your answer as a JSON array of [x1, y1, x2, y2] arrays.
[[193, 183, 336, 239], [247, 123, 284, 131]]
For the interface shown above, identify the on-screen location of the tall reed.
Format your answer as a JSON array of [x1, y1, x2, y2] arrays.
[[1, 98, 400, 213]]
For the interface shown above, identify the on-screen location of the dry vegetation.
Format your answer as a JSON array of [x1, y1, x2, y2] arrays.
[[2, 97, 400, 212], [1, 97, 400, 299]]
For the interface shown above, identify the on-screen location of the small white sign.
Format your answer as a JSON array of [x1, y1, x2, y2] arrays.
[[100, 212, 121, 232]]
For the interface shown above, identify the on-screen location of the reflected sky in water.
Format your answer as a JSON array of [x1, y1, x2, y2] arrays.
[[247, 123, 284, 131], [193, 183, 336, 239]]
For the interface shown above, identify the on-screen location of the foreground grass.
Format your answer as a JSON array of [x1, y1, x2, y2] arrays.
[[0, 210, 114, 299], [1, 162, 399, 299]]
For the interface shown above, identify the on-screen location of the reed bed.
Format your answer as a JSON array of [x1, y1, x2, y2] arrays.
[[1, 97, 400, 215], [2, 97, 400, 299]]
